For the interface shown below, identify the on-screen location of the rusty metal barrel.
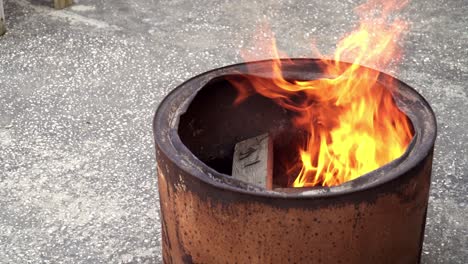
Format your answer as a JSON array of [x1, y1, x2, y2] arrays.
[[153, 59, 437, 264]]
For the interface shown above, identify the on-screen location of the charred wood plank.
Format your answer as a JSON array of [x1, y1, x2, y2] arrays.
[[232, 133, 273, 189]]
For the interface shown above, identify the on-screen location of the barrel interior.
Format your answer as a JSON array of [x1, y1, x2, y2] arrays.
[[178, 75, 306, 187]]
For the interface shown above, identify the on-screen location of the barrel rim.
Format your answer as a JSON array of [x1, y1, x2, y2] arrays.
[[153, 58, 437, 198]]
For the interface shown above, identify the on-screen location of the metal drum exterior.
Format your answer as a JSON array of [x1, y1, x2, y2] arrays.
[[153, 59, 437, 264]]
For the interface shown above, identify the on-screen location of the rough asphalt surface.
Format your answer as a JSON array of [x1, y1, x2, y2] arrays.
[[0, 0, 467, 263]]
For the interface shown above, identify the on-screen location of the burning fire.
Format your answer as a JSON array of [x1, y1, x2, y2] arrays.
[[229, 0, 414, 187]]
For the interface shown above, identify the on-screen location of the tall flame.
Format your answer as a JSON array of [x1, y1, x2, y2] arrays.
[[230, 0, 414, 187]]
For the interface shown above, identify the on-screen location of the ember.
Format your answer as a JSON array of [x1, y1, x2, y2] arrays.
[[228, 0, 414, 187]]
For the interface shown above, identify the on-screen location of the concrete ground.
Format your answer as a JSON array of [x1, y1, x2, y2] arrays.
[[0, 0, 466, 263]]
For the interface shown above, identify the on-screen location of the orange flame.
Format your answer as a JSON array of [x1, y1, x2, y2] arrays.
[[230, 0, 414, 187]]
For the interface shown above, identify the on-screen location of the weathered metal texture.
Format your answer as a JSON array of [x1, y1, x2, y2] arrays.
[[157, 149, 433, 263], [153, 59, 437, 264]]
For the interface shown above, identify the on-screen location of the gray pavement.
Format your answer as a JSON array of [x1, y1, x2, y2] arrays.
[[0, 0, 467, 263]]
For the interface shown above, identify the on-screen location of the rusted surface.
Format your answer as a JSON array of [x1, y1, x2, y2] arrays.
[[157, 148, 432, 263], [153, 59, 437, 264]]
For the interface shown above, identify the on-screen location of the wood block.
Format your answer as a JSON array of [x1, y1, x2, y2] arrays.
[[54, 0, 73, 10], [232, 133, 273, 189], [0, 0, 5, 36], [0, 20, 5, 36]]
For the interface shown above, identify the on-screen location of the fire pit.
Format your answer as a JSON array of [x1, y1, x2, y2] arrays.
[[153, 59, 436, 263]]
